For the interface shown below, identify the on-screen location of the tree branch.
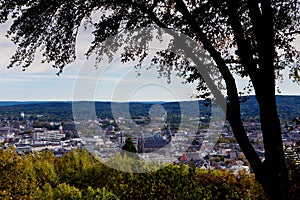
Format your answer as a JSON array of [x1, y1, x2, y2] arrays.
[[247, 0, 275, 80], [225, 0, 261, 90], [174, 0, 263, 173], [284, 30, 300, 36]]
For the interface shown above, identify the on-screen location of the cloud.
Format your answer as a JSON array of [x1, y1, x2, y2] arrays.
[[1, 17, 299, 101]]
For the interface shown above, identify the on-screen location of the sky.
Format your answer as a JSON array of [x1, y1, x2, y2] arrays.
[[0, 21, 299, 102]]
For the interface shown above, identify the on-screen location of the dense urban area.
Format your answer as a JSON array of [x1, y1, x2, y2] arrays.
[[0, 97, 299, 174]]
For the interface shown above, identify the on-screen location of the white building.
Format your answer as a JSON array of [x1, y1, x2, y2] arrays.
[[34, 131, 65, 141]]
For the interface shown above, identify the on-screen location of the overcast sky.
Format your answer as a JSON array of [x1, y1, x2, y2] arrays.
[[0, 21, 299, 102]]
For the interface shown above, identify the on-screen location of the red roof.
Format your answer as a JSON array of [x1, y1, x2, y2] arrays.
[[180, 153, 188, 161]]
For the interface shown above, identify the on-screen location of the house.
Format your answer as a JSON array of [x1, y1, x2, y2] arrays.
[[179, 153, 188, 162], [178, 152, 203, 164]]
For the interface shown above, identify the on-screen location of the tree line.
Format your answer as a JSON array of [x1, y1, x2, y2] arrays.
[[0, 147, 272, 200], [1, 147, 300, 199]]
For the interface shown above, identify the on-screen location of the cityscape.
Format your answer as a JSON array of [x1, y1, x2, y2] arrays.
[[0, 99, 299, 176]]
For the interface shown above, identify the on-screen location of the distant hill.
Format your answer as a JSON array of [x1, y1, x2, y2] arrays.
[[239, 95, 300, 123], [0, 95, 299, 123], [0, 101, 45, 107]]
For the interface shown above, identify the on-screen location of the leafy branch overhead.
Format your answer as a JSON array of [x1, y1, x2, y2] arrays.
[[0, 0, 299, 84]]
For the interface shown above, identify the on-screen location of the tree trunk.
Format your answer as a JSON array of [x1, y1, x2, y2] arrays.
[[226, 99, 264, 178], [246, 0, 290, 198], [255, 92, 290, 199]]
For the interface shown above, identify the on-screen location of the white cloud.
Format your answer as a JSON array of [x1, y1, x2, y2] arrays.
[[0, 18, 299, 101]]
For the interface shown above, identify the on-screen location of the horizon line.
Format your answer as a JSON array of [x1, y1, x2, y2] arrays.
[[0, 94, 299, 103]]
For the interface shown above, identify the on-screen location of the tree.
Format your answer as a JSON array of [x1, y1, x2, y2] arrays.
[[122, 137, 137, 154], [53, 183, 82, 200], [1, 0, 300, 199]]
